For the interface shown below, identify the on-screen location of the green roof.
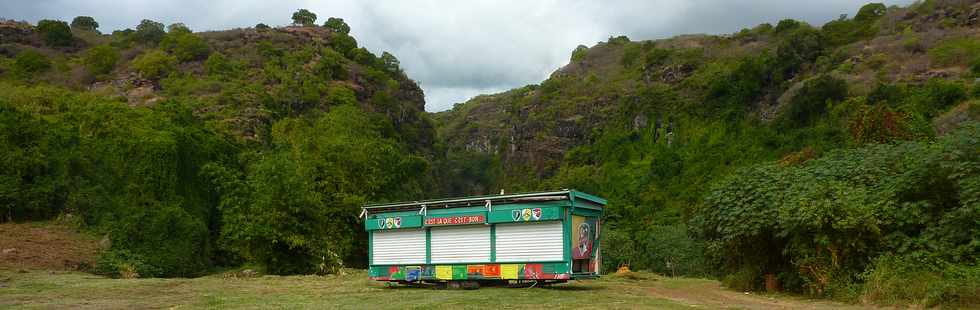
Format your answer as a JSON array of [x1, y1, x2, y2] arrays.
[[361, 190, 606, 215]]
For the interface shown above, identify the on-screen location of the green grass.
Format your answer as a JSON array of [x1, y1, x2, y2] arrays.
[[0, 269, 866, 309]]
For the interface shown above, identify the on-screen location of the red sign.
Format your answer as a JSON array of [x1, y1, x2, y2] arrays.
[[424, 214, 485, 226]]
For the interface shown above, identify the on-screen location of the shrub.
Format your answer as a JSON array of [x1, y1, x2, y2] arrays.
[[602, 225, 706, 277], [83, 45, 120, 75], [93, 249, 161, 278], [11, 50, 51, 77], [694, 122, 980, 303], [780, 75, 847, 127], [861, 256, 980, 307], [36, 19, 73, 47], [848, 103, 910, 144], [204, 52, 237, 77], [928, 38, 980, 66], [131, 50, 177, 79], [970, 57, 980, 76], [570, 45, 588, 62], [774, 27, 825, 80], [160, 32, 209, 62]]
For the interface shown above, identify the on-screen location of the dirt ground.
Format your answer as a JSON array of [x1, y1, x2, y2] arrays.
[[0, 222, 102, 271]]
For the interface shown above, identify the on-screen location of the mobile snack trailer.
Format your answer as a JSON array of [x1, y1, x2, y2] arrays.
[[361, 190, 605, 288]]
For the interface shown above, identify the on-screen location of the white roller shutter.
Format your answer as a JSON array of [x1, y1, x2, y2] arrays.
[[371, 228, 426, 265], [495, 221, 564, 262], [430, 225, 491, 263]]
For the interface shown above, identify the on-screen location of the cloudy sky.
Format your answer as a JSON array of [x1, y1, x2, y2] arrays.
[[2, 0, 914, 111]]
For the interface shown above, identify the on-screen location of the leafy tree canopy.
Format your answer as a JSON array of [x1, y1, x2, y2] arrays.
[[36, 19, 73, 47], [135, 19, 166, 44], [291, 9, 317, 26], [323, 17, 350, 34], [70, 16, 99, 32]]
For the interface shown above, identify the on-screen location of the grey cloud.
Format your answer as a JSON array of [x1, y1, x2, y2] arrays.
[[1, 0, 915, 111]]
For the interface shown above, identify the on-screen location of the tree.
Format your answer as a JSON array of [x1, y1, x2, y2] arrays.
[[380, 51, 400, 73], [36, 19, 73, 47], [83, 45, 120, 75], [773, 19, 801, 34], [291, 9, 317, 26], [255, 23, 270, 30], [134, 19, 166, 44], [854, 3, 887, 22], [167, 23, 191, 34], [323, 17, 349, 34], [70, 16, 99, 32]]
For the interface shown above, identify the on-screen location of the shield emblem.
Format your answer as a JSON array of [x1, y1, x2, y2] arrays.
[[385, 218, 394, 229], [522, 208, 532, 221], [532, 208, 542, 220], [377, 218, 386, 229], [394, 217, 402, 228], [511, 210, 521, 221]]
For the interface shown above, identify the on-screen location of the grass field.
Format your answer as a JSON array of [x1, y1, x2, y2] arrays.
[[0, 269, 874, 309]]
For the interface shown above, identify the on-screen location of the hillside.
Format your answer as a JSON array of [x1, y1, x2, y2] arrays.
[[0, 2, 978, 308], [434, 1, 979, 306], [1, 13, 436, 277]]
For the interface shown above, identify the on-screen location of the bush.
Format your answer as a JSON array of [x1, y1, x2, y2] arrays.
[[570, 45, 588, 62], [83, 45, 119, 75], [602, 225, 706, 277], [11, 50, 51, 78], [131, 50, 177, 79], [93, 249, 161, 278], [36, 19, 73, 47], [929, 38, 980, 66], [970, 57, 980, 76], [204, 53, 238, 77], [780, 75, 847, 126], [861, 256, 980, 307], [774, 27, 824, 80], [160, 32, 209, 62], [694, 122, 980, 302]]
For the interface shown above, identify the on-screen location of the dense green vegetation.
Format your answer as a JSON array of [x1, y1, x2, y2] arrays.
[[1, 2, 978, 307], [435, 1, 979, 306], [1, 10, 432, 277]]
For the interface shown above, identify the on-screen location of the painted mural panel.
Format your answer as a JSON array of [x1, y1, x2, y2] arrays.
[[405, 266, 421, 282], [452, 265, 468, 279], [435, 265, 452, 279], [572, 216, 597, 260], [500, 264, 519, 279], [484, 264, 500, 277]]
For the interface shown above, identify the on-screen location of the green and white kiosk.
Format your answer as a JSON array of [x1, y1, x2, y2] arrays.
[[361, 190, 606, 287]]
